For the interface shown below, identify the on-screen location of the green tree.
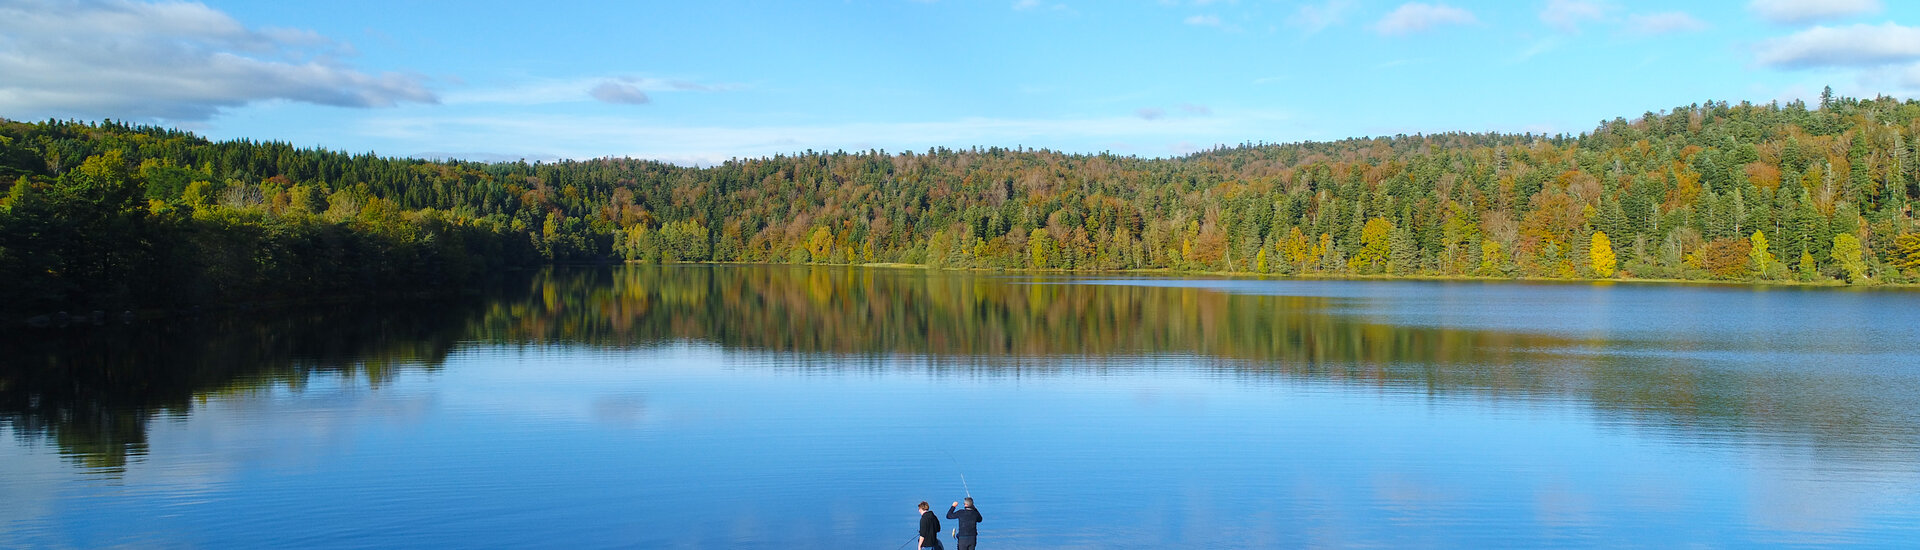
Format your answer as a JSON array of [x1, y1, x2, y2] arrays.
[[1832, 233, 1867, 283], [1351, 217, 1393, 274], [806, 226, 834, 262], [1029, 228, 1052, 269], [1478, 239, 1506, 277], [1388, 226, 1418, 275]]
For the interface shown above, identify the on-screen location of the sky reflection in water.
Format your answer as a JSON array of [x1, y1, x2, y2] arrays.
[[3, 266, 1919, 548]]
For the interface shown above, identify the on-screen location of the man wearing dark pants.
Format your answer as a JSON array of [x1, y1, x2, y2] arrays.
[[946, 498, 983, 550], [918, 501, 943, 550]]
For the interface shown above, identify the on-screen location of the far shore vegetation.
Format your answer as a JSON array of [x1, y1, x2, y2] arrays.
[[7, 91, 1920, 318]]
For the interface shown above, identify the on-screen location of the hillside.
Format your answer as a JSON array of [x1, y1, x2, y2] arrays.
[[5, 93, 1920, 315]]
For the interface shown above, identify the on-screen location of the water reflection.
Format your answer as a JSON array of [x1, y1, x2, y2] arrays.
[[476, 266, 1920, 456], [5, 265, 1918, 480], [0, 302, 474, 473]]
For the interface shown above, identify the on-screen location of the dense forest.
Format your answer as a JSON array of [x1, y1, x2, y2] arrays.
[[7, 92, 1920, 316]]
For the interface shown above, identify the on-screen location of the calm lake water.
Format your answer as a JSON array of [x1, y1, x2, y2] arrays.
[[5, 265, 1920, 548]]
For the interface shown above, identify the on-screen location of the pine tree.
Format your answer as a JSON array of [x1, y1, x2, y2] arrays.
[[1389, 226, 1418, 275]]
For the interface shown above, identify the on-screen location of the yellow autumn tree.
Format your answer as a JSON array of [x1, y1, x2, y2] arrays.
[[1478, 239, 1505, 276], [1351, 217, 1394, 273], [1748, 230, 1776, 276], [1282, 226, 1311, 267], [806, 226, 834, 262], [1893, 233, 1920, 270], [1589, 231, 1616, 278]]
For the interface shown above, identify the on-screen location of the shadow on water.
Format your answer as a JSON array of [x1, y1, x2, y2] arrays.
[[4, 264, 1917, 473], [0, 300, 479, 474]]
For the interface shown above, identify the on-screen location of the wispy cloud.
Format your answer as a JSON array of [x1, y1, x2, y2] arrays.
[[1540, 0, 1611, 33], [1510, 38, 1561, 63], [0, 0, 434, 121], [1135, 107, 1166, 120], [443, 76, 736, 106], [1372, 3, 1477, 36], [1756, 22, 1920, 68], [1183, 14, 1222, 27], [1287, 0, 1354, 35], [359, 111, 1286, 165], [1747, 0, 1880, 25], [1013, 0, 1070, 12], [1624, 12, 1707, 35]]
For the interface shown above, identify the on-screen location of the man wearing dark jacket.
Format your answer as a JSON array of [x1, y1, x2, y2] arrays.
[[917, 501, 943, 550], [946, 498, 984, 550]]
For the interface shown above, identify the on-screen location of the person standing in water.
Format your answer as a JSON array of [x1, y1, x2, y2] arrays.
[[917, 501, 943, 550], [946, 498, 983, 550]]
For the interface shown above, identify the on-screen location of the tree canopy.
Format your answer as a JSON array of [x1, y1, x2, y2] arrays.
[[5, 94, 1920, 315]]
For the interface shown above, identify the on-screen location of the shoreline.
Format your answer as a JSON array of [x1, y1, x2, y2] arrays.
[[629, 260, 1909, 290]]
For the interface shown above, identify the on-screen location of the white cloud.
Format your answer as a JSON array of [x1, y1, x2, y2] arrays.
[[1184, 14, 1222, 27], [0, 0, 434, 121], [1747, 0, 1880, 25], [1372, 3, 1477, 36], [1135, 107, 1166, 120], [1756, 23, 1920, 68], [1540, 0, 1611, 32], [1178, 103, 1212, 115], [1624, 12, 1707, 35], [442, 76, 735, 106], [1288, 0, 1354, 35], [589, 81, 650, 105]]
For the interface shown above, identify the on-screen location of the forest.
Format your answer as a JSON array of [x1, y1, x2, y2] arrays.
[[6, 91, 1920, 317]]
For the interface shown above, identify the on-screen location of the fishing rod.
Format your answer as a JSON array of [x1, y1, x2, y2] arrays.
[[939, 449, 973, 539], [939, 450, 972, 499]]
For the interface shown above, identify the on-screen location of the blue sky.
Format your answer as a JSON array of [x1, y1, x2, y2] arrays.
[[3, 0, 1919, 164]]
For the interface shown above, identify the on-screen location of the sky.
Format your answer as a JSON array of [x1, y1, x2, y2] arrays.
[[3, 0, 1920, 165]]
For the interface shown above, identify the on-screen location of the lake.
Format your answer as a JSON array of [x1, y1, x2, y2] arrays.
[[4, 265, 1920, 548]]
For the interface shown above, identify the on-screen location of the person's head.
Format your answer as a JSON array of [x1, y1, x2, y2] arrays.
[[918, 501, 930, 512], [963, 497, 973, 508]]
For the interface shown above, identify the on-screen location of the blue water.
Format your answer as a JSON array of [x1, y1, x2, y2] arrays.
[[4, 266, 1919, 548]]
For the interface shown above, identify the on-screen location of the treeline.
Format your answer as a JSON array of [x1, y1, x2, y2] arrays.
[[7, 93, 1920, 313], [0, 131, 539, 317]]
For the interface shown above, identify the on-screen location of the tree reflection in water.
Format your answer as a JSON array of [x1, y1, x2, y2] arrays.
[[4, 265, 1916, 473]]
